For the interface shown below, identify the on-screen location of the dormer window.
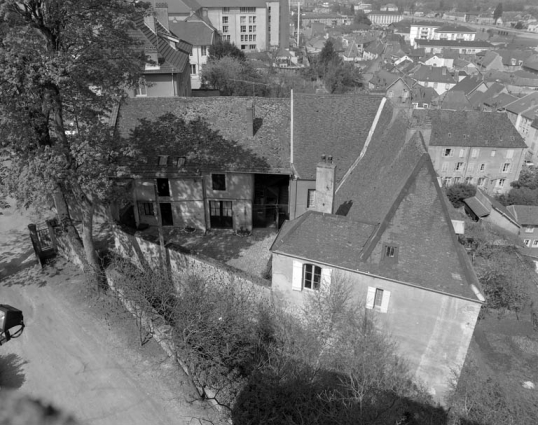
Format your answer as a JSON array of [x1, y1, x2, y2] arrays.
[[175, 157, 186, 167], [383, 244, 399, 263]]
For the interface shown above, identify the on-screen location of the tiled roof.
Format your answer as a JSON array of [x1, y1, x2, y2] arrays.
[[328, 113, 480, 300], [468, 82, 506, 108], [463, 196, 491, 217], [449, 75, 484, 96], [167, 0, 202, 14], [435, 25, 475, 33], [416, 39, 493, 48], [532, 117, 538, 130], [440, 90, 472, 111], [506, 205, 538, 226], [484, 92, 518, 109], [411, 65, 456, 84], [412, 110, 526, 148], [465, 189, 518, 224], [115, 97, 291, 173], [169, 20, 215, 46], [292, 94, 391, 181], [505, 92, 538, 115], [134, 16, 191, 74], [271, 211, 378, 270], [369, 70, 400, 88]]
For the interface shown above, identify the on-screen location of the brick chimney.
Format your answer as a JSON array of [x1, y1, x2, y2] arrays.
[[155, 3, 169, 31], [245, 102, 255, 137], [315, 155, 336, 214]]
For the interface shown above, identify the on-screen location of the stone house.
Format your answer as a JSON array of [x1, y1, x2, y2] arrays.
[[114, 97, 291, 232], [506, 205, 538, 248], [504, 92, 538, 159], [413, 110, 527, 194], [271, 110, 484, 402], [410, 65, 456, 95]]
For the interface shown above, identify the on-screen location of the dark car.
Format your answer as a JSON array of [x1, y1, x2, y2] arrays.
[[0, 305, 24, 345]]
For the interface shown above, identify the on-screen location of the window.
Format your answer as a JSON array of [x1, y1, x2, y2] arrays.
[[366, 287, 391, 313], [471, 148, 479, 158], [491, 150, 496, 157], [524, 239, 531, 247], [190, 64, 196, 75], [135, 80, 147, 96], [222, 25, 229, 33], [501, 163, 511, 173], [459, 149, 466, 158], [174, 157, 186, 167], [454, 162, 464, 172], [212, 173, 226, 191], [453, 177, 461, 184], [441, 162, 448, 172], [241, 45, 246, 50], [240, 16, 246, 24], [533, 240, 538, 247], [223, 35, 230, 41], [241, 35, 246, 42], [443, 148, 453, 157], [158, 155, 169, 166], [506, 149, 514, 159], [478, 177, 486, 187], [240, 7, 256, 13], [467, 163, 475, 173], [383, 244, 398, 263], [201, 46, 207, 56], [303, 264, 322, 290], [479, 163, 486, 172], [465, 177, 473, 184], [249, 25, 256, 32], [222, 16, 228, 24], [443, 177, 452, 186], [307, 189, 316, 208], [140, 202, 154, 216], [223, 7, 230, 13], [292, 260, 331, 292], [249, 16, 256, 23], [495, 178, 506, 188], [156, 178, 170, 196], [249, 44, 256, 50], [525, 227, 534, 233], [240, 25, 246, 32]]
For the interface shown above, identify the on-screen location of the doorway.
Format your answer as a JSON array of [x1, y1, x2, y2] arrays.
[[209, 201, 233, 229], [160, 203, 174, 226]]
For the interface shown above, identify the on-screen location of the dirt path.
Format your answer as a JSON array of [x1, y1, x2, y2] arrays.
[[0, 204, 221, 425]]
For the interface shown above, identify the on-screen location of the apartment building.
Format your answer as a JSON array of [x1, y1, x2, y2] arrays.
[[198, 0, 288, 51], [410, 22, 476, 48]]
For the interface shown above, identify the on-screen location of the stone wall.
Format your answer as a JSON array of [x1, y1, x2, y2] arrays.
[[111, 225, 271, 298]]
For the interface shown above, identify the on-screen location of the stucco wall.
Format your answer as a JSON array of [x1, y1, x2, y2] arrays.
[[429, 145, 526, 194], [207, 7, 267, 51], [289, 179, 316, 219], [271, 252, 481, 403]]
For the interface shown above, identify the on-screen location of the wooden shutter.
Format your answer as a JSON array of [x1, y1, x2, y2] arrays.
[[292, 260, 303, 291], [380, 290, 391, 313], [321, 268, 332, 291], [366, 287, 376, 309]]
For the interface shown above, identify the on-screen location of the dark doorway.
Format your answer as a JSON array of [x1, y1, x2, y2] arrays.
[[156, 178, 170, 196], [209, 201, 233, 228], [253, 174, 289, 228], [160, 203, 173, 226]]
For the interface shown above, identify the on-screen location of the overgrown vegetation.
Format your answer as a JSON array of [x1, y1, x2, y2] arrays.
[[445, 183, 476, 209], [107, 257, 444, 423], [497, 166, 538, 206]]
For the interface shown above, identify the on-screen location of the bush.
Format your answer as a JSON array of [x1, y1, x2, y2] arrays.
[[445, 183, 476, 208]]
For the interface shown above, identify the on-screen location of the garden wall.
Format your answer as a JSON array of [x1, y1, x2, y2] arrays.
[[111, 225, 271, 298]]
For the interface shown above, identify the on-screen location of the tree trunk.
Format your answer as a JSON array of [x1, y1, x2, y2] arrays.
[[81, 199, 103, 288]]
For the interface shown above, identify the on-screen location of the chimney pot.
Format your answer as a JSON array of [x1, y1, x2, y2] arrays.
[[328, 155, 333, 163], [321, 154, 326, 162]]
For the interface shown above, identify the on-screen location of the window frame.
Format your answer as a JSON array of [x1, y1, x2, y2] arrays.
[[495, 178, 506, 188], [141, 202, 154, 216], [533, 240, 538, 247], [156, 178, 170, 197], [524, 227, 534, 233], [303, 264, 322, 291], [471, 148, 479, 158], [442, 148, 453, 157], [307, 189, 316, 209], [366, 286, 391, 313]]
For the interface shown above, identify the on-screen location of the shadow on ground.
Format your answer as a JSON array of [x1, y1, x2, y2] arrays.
[[0, 353, 27, 389]]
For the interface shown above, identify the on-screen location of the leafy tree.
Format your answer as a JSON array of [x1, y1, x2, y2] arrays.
[[446, 183, 477, 208], [0, 0, 147, 285], [324, 61, 362, 94], [354, 10, 372, 26], [494, 2, 503, 23], [201, 56, 268, 96], [496, 166, 538, 206], [207, 39, 245, 62], [317, 39, 341, 77]]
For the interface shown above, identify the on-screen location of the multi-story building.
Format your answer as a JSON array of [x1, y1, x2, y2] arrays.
[[367, 11, 404, 26], [197, 0, 289, 52], [504, 92, 538, 161], [410, 23, 475, 48], [413, 110, 527, 194]]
